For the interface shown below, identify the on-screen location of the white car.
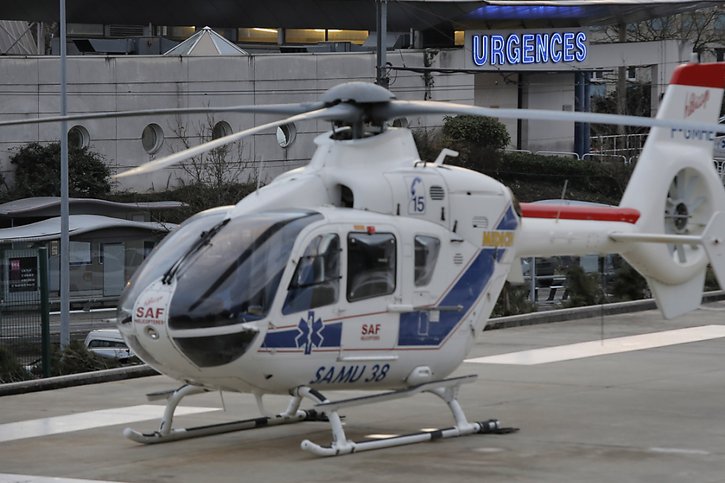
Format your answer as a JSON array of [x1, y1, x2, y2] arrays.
[[84, 328, 134, 363]]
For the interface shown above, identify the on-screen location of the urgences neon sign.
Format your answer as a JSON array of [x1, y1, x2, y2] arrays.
[[471, 32, 587, 66]]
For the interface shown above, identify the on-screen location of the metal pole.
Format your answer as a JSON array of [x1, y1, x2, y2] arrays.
[[375, 0, 389, 88], [574, 71, 585, 158], [59, 0, 70, 349], [616, 24, 627, 136], [529, 257, 537, 303], [36, 22, 43, 55], [39, 247, 51, 377]]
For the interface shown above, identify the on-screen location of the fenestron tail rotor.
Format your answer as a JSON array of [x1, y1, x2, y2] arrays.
[[664, 168, 713, 265]]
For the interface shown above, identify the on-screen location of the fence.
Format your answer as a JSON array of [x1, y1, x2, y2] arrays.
[[590, 133, 647, 162], [0, 246, 50, 376]]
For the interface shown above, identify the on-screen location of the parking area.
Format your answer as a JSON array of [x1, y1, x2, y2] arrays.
[[1, 302, 724, 482]]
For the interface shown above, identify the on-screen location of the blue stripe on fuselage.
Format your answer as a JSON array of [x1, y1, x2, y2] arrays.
[[397, 204, 519, 346], [398, 248, 497, 346]]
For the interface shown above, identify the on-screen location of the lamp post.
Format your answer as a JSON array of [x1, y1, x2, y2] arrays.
[[59, 0, 70, 348]]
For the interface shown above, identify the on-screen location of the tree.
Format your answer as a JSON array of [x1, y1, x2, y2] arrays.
[[11, 142, 111, 198], [601, 7, 724, 57], [168, 115, 258, 212], [590, 82, 652, 137]]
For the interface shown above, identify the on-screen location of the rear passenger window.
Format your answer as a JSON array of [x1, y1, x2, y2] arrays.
[[414, 235, 440, 286], [347, 232, 396, 302], [283, 234, 340, 315]]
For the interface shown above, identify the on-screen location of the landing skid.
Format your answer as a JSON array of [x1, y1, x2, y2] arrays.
[[123, 376, 516, 455], [297, 374, 517, 457], [123, 384, 324, 444]]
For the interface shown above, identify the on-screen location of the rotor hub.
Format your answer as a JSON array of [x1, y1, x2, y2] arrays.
[[320, 82, 396, 105], [672, 202, 689, 232]]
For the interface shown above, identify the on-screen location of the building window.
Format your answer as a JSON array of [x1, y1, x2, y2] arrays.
[[212, 121, 233, 140], [347, 232, 396, 302], [69, 241, 91, 265], [68, 125, 90, 149], [276, 123, 297, 148], [141, 123, 164, 154], [239, 28, 279, 43], [454, 31, 464, 46]]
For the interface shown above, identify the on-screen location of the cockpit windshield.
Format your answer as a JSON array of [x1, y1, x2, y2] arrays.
[[117, 206, 231, 325], [168, 210, 322, 330]]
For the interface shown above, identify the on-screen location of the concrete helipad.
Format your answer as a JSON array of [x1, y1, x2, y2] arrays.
[[1, 303, 724, 483]]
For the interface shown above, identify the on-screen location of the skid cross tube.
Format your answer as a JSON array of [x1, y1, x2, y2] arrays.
[[297, 375, 504, 457], [123, 384, 314, 444]]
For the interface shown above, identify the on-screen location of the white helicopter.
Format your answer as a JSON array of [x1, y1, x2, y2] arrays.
[[4, 61, 725, 456]]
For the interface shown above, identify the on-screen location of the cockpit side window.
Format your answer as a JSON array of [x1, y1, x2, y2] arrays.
[[414, 235, 441, 287], [283, 233, 341, 315], [347, 232, 396, 302]]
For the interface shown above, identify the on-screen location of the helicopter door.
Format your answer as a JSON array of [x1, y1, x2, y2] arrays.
[[339, 230, 399, 358], [275, 231, 343, 356]]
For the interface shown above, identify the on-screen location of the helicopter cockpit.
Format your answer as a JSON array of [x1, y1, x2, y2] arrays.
[[118, 209, 323, 367]]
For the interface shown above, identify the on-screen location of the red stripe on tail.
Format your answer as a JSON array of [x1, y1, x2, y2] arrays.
[[520, 204, 640, 224]]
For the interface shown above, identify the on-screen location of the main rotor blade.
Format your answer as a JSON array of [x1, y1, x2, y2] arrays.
[[0, 102, 326, 128], [379, 100, 725, 134], [114, 104, 357, 179]]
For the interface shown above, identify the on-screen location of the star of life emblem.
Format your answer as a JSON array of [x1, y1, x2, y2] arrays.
[[295, 310, 324, 355]]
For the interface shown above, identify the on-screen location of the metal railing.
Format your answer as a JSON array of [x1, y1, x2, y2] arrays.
[[534, 151, 580, 160], [590, 133, 647, 160], [581, 153, 629, 164]]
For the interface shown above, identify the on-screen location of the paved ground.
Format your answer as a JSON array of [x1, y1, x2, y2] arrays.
[[1, 303, 724, 483]]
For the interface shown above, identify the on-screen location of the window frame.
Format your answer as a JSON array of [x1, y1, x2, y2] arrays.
[[346, 231, 397, 303], [282, 232, 342, 315], [414, 235, 441, 287]]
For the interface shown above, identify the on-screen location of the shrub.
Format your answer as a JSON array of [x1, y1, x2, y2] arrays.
[[11, 142, 111, 198], [564, 265, 605, 307], [609, 261, 649, 301], [0, 347, 32, 383], [441, 115, 511, 150], [439, 115, 511, 171], [497, 152, 633, 203], [493, 282, 536, 317], [46, 340, 122, 376]]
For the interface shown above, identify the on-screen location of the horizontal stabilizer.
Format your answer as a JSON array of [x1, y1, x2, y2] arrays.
[[647, 270, 706, 319]]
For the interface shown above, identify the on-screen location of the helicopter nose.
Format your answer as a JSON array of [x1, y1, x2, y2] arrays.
[[131, 280, 173, 342], [118, 279, 199, 379]]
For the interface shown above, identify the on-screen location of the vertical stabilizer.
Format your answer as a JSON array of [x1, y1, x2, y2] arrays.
[[618, 62, 725, 318]]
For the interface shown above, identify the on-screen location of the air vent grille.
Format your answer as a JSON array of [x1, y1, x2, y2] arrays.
[[429, 186, 445, 200], [108, 24, 145, 37], [453, 253, 464, 265], [472, 216, 489, 228]]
